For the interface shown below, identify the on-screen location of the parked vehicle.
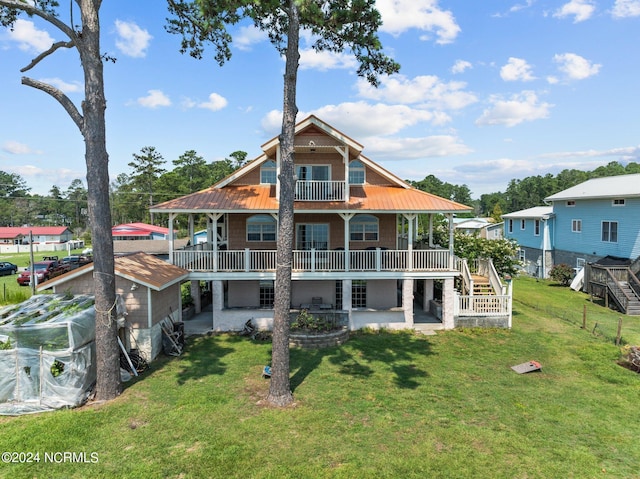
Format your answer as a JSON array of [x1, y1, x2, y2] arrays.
[[61, 255, 93, 270], [17, 258, 71, 286], [0, 262, 18, 276]]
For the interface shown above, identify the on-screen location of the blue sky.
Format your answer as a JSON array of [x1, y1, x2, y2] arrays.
[[1, 0, 639, 199]]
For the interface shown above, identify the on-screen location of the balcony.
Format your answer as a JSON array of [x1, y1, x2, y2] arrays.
[[173, 247, 455, 273], [295, 180, 345, 201]]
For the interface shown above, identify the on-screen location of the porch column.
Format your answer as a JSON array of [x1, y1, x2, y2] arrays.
[[403, 214, 417, 270], [211, 280, 224, 332], [447, 213, 455, 270], [342, 279, 353, 330], [188, 214, 195, 245], [442, 277, 455, 329], [190, 280, 202, 314], [339, 213, 354, 271], [342, 147, 350, 202], [207, 213, 223, 271], [402, 279, 414, 327], [423, 279, 434, 312], [168, 213, 176, 264], [429, 214, 435, 248]]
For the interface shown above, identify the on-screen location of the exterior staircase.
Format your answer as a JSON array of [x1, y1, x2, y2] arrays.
[[471, 275, 495, 295], [617, 281, 640, 315]]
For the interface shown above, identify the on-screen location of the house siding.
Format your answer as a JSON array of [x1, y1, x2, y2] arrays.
[[553, 197, 640, 259]]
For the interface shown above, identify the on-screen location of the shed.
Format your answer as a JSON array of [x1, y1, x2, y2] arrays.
[[37, 252, 189, 361]]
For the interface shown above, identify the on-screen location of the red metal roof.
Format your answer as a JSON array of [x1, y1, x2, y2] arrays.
[[0, 226, 71, 238], [151, 184, 470, 213]]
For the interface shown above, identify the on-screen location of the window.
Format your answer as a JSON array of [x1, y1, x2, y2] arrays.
[[508, 219, 513, 234], [350, 214, 379, 241], [518, 249, 526, 262], [613, 198, 625, 206], [352, 280, 367, 308], [602, 221, 618, 243], [520, 219, 526, 230], [296, 224, 329, 250], [572, 219, 582, 233], [259, 280, 274, 308], [247, 215, 276, 242], [534, 219, 541, 236], [349, 160, 365, 184], [260, 160, 276, 184], [296, 165, 329, 181], [335, 280, 343, 310], [566, 201, 576, 207]]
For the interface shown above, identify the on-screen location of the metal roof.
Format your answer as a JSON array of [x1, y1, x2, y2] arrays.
[[502, 206, 554, 219], [545, 174, 640, 201]]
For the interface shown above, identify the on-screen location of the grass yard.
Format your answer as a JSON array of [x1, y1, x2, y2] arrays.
[[1, 276, 640, 478]]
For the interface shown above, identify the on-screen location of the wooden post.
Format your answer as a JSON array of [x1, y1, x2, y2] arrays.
[[582, 304, 587, 330], [616, 317, 623, 346]]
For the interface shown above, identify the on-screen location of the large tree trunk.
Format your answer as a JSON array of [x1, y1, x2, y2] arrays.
[[78, 0, 121, 401], [267, 0, 299, 407]]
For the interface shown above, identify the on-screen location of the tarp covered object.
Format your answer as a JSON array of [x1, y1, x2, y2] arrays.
[[0, 294, 96, 415]]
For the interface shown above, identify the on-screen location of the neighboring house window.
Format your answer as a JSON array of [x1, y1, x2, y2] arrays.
[[259, 280, 274, 308], [612, 198, 625, 206], [508, 219, 513, 234], [296, 224, 329, 250], [566, 201, 575, 207], [602, 221, 618, 243], [349, 160, 365, 184], [572, 219, 582, 233], [518, 249, 526, 262], [520, 219, 526, 230], [260, 160, 276, 184], [352, 280, 367, 308], [247, 215, 276, 242], [534, 219, 541, 236], [350, 215, 379, 241], [296, 165, 329, 181]]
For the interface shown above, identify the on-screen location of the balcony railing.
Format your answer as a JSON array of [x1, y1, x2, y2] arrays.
[[173, 248, 453, 273], [295, 180, 345, 201]]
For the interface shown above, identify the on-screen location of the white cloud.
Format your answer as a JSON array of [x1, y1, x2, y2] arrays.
[[553, 53, 601, 80], [114, 20, 152, 58], [136, 90, 171, 108], [38, 78, 82, 93], [475, 91, 552, 127], [377, 0, 461, 44], [356, 75, 477, 110], [6, 19, 54, 53], [553, 0, 596, 22], [612, 0, 640, 17], [364, 135, 473, 159], [299, 48, 358, 71], [500, 57, 536, 82], [234, 25, 269, 51], [510, 0, 536, 13], [451, 60, 472, 74], [2, 141, 40, 155], [198, 93, 228, 111]]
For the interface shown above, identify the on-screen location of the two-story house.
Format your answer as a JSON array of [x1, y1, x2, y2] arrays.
[[151, 116, 511, 333], [502, 206, 554, 277]]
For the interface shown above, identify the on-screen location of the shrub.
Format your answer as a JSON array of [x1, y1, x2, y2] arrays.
[[549, 263, 574, 286], [291, 309, 334, 332]]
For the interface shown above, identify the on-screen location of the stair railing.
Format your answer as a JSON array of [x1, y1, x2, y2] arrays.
[[460, 259, 473, 296], [627, 270, 640, 301], [606, 269, 631, 313], [478, 258, 504, 295]]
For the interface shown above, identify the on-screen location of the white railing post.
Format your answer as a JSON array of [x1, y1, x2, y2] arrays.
[[311, 248, 316, 271], [376, 248, 381, 272], [408, 244, 414, 271], [244, 248, 250, 272]]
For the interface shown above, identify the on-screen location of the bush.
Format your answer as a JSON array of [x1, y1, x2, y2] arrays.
[[549, 263, 574, 286]]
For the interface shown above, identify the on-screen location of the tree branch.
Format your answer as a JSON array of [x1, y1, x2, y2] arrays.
[[20, 40, 75, 73], [21, 76, 84, 132], [0, 0, 78, 40]]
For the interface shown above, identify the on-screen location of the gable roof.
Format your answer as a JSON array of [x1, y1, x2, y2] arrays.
[[545, 174, 640, 201], [0, 226, 71, 238], [37, 252, 189, 292], [502, 206, 554, 219]]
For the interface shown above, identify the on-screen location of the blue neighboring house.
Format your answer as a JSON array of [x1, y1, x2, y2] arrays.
[[502, 206, 554, 277], [504, 174, 640, 279]]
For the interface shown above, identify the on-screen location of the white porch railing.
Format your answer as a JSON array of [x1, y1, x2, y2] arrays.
[[457, 295, 511, 316], [295, 180, 345, 201], [174, 247, 454, 273]]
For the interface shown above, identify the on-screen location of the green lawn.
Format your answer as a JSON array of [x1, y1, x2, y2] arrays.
[[1, 276, 640, 478]]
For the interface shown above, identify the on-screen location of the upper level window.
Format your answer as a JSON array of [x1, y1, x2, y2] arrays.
[[350, 214, 379, 241], [602, 221, 618, 243], [260, 160, 276, 184], [534, 219, 541, 236], [247, 215, 276, 242], [613, 198, 625, 206], [296, 165, 329, 181], [572, 219, 582, 233], [349, 160, 365, 184], [566, 201, 576, 207], [520, 219, 526, 230], [508, 219, 513, 234]]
